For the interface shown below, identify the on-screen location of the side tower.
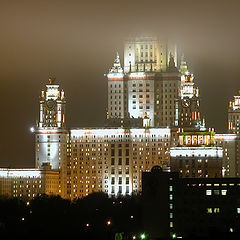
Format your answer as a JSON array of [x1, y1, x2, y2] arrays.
[[228, 90, 240, 134], [35, 78, 68, 170], [107, 53, 125, 119], [175, 56, 204, 130]]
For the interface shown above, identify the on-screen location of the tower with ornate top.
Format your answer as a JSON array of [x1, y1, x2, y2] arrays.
[[228, 90, 240, 134], [35, 78, 68, 170]]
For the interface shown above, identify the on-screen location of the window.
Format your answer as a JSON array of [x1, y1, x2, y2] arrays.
[[214, 208, 220, 213], [207, 208, 212, 214], [118, 149, 122, 156], [111, 177, 115, 184], [221, 190, 227, 195], [118, 158, 122, 165], [119, 177, 122, 184], [111, 158, 115, 165], [111, 149, 115, 156], [237, 208, 240, 214], [169, 194, 173, 200], [169, 186, 173, 192], [206, 190, 212, 195], [214, 190, 220, 195]]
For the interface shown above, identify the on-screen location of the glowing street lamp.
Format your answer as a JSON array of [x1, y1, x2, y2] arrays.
[[106, 220, 111, 226], [140, 233, 146, 239]]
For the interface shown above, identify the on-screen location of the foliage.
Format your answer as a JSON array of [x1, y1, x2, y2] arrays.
[[0, 193, 143, 239]]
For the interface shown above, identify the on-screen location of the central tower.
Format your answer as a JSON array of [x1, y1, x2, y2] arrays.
[[35, 78, 68, 170]]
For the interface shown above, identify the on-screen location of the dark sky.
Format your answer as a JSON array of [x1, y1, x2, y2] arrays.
[[0, 0, 240, 167]]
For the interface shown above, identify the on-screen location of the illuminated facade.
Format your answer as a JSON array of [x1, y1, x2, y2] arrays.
[[123, 36, 177, 73], [228, 90, 240, 134], [215, 134, 240, 177], [107, 53, 125, 119], [107, 37, 181, 128], [34, 78, 171, 200], [35, 78, 68, 170], [107, 36, 206, 130], [66, 128, 171, 199], [170, 130, 223, 178], [175, 56, 204, 129], [0, 164, 60, 199]]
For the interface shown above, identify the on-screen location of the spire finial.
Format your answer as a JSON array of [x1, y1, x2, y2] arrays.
[[48, 77, 56, 84], [108, 52, 123, 74], [169, 52, 175, 68]]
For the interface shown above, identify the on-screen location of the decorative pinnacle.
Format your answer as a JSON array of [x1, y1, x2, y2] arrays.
[[48, 77, 56, 84]]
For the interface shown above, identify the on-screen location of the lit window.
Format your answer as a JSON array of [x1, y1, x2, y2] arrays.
[[170, 222, 173, 228], [221, 190, 227, 195], [214, 208, 220, 213], [237, 208, 240, 214], [206, 190, 212, 195], [169, 194, 173, 200], [169, 186, 173, 192], [207, 208, 212, 214]]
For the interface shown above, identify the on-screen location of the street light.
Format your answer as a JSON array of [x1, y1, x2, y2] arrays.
[[140, 233, 146, 239]]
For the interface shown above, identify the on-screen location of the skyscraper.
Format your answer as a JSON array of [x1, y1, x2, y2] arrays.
[[106, 36, 181, 128], [106, 36, 204, 130]]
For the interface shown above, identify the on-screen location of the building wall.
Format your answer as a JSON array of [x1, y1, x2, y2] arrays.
[[215, 134, 240, 177], [35, 129, 68, 170], [228, 91, 240, 134], [142, 170, 240, 238], [154, 73, 181, 127], [127, 73, 155, 126], [124, 37, 177, 73], [170, 146, 223, 178], [108, 80, 125, 118], [0, 167, 60, 199], [65, 128, 170, 200]]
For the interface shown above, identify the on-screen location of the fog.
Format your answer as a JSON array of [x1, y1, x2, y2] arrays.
[[0, 0, 239, 167]]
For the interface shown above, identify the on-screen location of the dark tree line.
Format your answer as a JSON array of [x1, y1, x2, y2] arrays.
[[0, 193, 143, 239]]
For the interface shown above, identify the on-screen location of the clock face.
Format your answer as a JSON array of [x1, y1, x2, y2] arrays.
[[182, 98, 190, 107], [45, 100, 55, 110]]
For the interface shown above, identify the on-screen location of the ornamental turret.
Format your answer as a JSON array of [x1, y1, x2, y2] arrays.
[[35, 78, 68, 170], [38, 77, 66, 129]]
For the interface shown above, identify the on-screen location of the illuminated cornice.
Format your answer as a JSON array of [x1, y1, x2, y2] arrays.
[[170, 146, 223, 158]]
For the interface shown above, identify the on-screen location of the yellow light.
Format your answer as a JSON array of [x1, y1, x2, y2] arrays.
[[107, 220, 111, 226]]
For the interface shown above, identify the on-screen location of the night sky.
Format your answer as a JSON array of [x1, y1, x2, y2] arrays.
[[0, 0, 239, 167]]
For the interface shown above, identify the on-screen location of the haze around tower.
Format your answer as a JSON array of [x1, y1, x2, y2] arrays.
[[0, 0, 239, 167]]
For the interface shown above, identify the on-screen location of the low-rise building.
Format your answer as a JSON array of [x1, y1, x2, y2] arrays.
[[0, 164, 60, 199]]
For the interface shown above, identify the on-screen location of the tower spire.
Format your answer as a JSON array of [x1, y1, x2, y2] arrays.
[[48, 77, 56, 84], [179, 54, 189, 76], [167, 52, 178, 72], [109, 52, 123, 74]]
